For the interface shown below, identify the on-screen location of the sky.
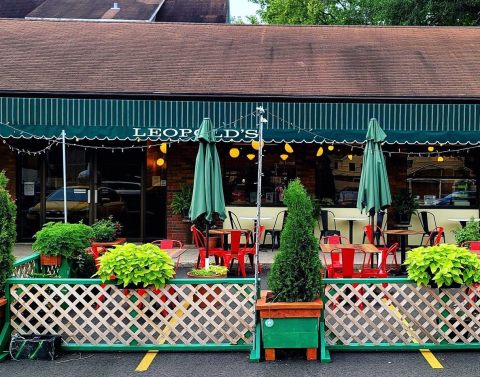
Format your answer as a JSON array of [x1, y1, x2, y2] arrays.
[[229, 0, 260, 21]]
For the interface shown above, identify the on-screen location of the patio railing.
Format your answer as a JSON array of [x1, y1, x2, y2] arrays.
[[320, 277, 480, 363], [12, 254, 39, 278]]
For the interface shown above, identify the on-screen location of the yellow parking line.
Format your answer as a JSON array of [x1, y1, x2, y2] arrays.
[[382, 298, 443, 369], [135, 300, 190, 372]]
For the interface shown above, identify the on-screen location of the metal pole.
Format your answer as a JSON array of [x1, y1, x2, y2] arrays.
[[62, 130, 67, 223]]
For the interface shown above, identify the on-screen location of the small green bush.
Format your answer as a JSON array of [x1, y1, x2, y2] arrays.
[[92, 217, 120, 242], [96, 243, 175, 288], [0, 171, 16, 296], [452, 218, 480, 245], [171, 184, 193, 216], [405, 244, 480, 287], [268, 179, 322, 302], [32, 222, 94, 259], [188, 265, 227, 277]]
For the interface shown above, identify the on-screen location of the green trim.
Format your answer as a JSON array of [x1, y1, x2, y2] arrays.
[[249, 322, 261, 363], [62, 343, 252, 352], [13, 253, 39, 267], [1, 96, 479, 144], [0, 282, 11, 362], [327, 343, 480, 351], [320, 321, 331, 364], [7, 277, 255, 285], [0, 352, 9, 362]]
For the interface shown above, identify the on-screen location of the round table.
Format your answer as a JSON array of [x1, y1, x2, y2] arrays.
[[334, 216, 368, 243], [448, 218, 480, 228], [383, 229, 423, 272], [238, 217, 272, 244]]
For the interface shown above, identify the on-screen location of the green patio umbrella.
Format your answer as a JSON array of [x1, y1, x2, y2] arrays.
[[356, 118, 392, 224], [189, 118, 226, 268]]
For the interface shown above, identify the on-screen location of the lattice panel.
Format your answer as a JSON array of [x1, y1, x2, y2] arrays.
[[324, 283, 480, 346], [12, 261, 36, 278], [10, 283, 255, 346]]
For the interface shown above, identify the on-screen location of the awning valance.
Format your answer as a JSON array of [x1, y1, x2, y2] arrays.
[[1, 96, 479, 144]]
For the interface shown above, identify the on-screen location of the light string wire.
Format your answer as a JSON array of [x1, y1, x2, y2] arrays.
[[2, 108, 480, 157]]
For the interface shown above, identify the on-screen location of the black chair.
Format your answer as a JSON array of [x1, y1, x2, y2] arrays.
[[319, 210, 340, 238], [263, 210, 288, 251], [418, 211, 446, 245], [228, 210, 242, 229]]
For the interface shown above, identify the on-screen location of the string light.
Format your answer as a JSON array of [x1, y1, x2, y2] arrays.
[[437, 156, 444, 162], [156, 158, 165, 167], [316, 146, 324, 157], [284, 143, 294, 153], [427, 146, 434, 152], [328, 144, 334, 151], [280, 154, 289, 161], [347, 154, 353, 160], [160, 142, 168, 154], [247, 153, 255, 160], [229, 148, 240, 158]]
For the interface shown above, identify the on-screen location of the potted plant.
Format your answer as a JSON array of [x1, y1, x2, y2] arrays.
[[0, 171, 16, 326], [405, 244, 480, 288], [453, 218, 480, 248], [256, 179, 323, 361], [171, 184, 193, 220], [392, 189, 418, 225], [96, 243, 175, 289], [32, 222, 94, 276], [91, 217, 123, 243]]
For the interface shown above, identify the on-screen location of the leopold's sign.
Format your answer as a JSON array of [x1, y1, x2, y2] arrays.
[[133, 127, 259, 140]]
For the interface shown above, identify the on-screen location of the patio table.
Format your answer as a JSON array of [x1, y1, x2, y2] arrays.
[[383, 229, 423, 273], [209, 228, 251, 249], [333, 216, 368, 243], [319, 243, 380, 254], [448, 218, 480, 228]]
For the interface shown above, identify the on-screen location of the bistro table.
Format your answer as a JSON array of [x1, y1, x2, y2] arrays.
[[448, 217, 480, 228], [209, 228, 251, 250], [333, 216, 368, 243], [319, 243, 380, 254], [238, 216, 272, 244], [383, 229, 423, 273]]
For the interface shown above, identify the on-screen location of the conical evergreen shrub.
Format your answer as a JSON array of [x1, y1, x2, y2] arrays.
[[268, 179, 322, 302], [0, 171, 16, 296]]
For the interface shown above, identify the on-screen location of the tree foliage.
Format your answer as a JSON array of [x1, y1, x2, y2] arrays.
[[268, 179, 322, 302], [0, 171, 16, 296], [250, 0, 480, 26]]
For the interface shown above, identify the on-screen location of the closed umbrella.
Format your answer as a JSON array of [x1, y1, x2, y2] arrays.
[[356, 118, 392, 225], [189, 118, 226, 268]]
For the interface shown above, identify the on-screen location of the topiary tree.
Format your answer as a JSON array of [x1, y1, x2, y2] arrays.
[[0, 171, 16, 296], [268, 178, 322, 302]]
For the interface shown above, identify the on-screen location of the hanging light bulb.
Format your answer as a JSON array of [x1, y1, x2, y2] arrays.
[[427, 146, 434, 152], [347, 154, 353, 160], [284, 143, 294, 153], [247, 153, 255, 160], [280, 154, 289, 161], [160, 143, 168, 154], [437, 155, 444, 162], [328, 144, 334, 151], [251, 140, 264, 150], [229, 148, 240, 158], [316, 146, 324, 157], [156, 158, 165, 167]]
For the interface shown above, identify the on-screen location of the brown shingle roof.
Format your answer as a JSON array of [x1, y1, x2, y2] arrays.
[[0, 19, 480, 98], [26, 0, 162, 21], [0, 0, 46, 18], [155, 0, 227, 23]]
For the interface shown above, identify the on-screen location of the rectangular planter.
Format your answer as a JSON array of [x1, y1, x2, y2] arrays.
[[256, 290, 323, 361], [0, 297, 6, 327]]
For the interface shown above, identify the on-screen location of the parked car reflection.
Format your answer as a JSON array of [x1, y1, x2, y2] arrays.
[[27, 186, 127, 223], [434, 191, 476, 206]]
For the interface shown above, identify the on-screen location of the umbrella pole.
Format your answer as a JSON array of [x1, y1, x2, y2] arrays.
[[205, 221, 210, 269]]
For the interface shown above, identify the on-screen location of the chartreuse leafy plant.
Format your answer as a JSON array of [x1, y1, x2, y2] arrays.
[[96, 243, 175, 288], [405, 244, 480, 287], [268, 179, 322, 302], [32, 222, 94, 258], [452, 218, 480, 245], [0, 171, 16, 296], [188, 265, 227, 277]]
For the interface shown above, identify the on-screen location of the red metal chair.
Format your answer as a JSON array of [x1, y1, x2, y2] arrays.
[[460, 241, 480, 257], [320, 235, 349, 274], [362, 243, 399, 278], [424, 226, 444, 246], [191, 225, 229, 268], [363, 224, 390, 266], [224, 226, 264, 277], [151, 239, 185, 271]]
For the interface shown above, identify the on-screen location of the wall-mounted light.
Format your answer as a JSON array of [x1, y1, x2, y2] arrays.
[[229, 148, 240, 158], [316, 146, 324, 157], [160, 143, 168, 154], [156, 158, 165, 167], [280, 154, 289, 161], [284, 143, 293, 153], [247, 154, 255, 160], [347, 154, 353, 160]]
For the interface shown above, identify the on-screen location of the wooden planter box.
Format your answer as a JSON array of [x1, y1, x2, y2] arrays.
[[0, 297, 6, 327], [256, 290, 323, 361]]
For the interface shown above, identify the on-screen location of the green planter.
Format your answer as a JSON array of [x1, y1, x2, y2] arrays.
[[256, 291, 323, 361]]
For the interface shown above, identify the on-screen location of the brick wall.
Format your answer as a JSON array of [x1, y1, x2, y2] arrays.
[[0, 143, 17, 200]]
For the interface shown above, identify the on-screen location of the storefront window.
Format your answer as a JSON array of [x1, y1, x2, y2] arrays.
[[315, 153, 362, 207], [222, 144, 295, 206], [407, 155, 477, 208]]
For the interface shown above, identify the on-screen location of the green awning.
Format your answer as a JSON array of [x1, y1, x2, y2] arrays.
[[1, 96, 479, 144]]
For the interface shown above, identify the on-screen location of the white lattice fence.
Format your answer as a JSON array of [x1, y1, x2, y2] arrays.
[[324, 282, 480, 346], [12, 261, 37, 278], [10, 282, 256, 346]]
